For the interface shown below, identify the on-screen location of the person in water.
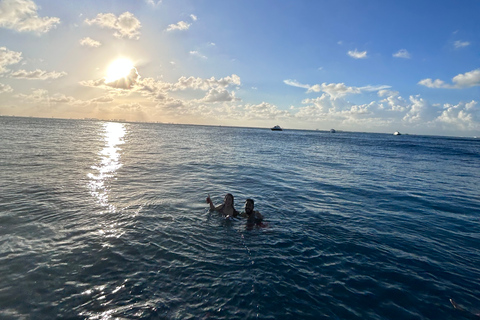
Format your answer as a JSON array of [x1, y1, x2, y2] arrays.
[[239, 199, 263, 222], [206, 193, 239, 218]]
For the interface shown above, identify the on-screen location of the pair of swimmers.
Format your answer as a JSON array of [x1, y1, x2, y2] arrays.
[[206, 193, 264, 222]]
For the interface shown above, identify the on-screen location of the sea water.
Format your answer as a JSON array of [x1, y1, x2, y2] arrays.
[[0, 116, 479, 319]]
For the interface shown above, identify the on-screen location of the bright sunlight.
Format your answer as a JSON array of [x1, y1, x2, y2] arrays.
[[105, 58, 135, 83]]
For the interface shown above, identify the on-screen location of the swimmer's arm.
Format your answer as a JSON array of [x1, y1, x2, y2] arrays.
[[206, 196, 220, 211], [255, 211, 264, 220], [210, 204, 224, 212]]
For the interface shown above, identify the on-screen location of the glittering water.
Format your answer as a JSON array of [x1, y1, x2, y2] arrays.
[[1, 116, 479, 319]]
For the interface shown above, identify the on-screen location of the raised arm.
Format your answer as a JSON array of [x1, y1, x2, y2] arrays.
[[206, 196, 222, 211]]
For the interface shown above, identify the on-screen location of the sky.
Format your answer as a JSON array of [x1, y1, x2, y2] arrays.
[[0, 0, 479, 136]]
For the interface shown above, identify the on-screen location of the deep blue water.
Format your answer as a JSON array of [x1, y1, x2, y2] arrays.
[[1, 116, 479, 319]]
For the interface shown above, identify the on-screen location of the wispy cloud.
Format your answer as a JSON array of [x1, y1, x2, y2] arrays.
[[9, 69, 67, 80], [85, 12, 141, 39], [284, 79, 390, 99], [283, 79, 310, 89], [347, 49, 367, 59], [419, 68, 480, 89], [143, 0, 162, 6], [189, 51, 207, 59], [454, 40, 470, 49], [0, 0, 60, 34], [393, 49, 411, 59]]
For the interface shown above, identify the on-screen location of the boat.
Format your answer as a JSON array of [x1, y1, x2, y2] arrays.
[[271, 125, 282, 131], [393, 131, 401, 135], [330, 129, 336, 133]]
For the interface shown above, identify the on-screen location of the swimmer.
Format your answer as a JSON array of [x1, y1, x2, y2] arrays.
[[206, 193, 239, 218], [239, 199, 263, 222]]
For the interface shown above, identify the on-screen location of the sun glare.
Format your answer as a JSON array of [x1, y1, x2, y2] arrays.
[[105, 58, 135, 83]]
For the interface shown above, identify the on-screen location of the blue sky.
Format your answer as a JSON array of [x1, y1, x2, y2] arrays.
[[0, 0, 479, 136]]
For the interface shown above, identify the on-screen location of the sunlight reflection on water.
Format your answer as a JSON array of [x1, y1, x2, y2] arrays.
[[87, 122, 127, 241]]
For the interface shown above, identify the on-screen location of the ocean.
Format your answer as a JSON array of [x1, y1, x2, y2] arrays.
[[1, 116, 479, 319]]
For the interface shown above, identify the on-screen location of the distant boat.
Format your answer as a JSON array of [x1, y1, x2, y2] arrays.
[[330, 129, 336, 133], [394, 131, 401, 135], [271, 125, 283, 131]]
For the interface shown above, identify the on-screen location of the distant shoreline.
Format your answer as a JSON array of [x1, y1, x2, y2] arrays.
[[1, 115, 478, 139]]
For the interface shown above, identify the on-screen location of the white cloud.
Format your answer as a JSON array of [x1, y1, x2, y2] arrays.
[[402, 95, 437, 123], [347, 49, 367, 59], [378, 90, 408, 112], [378, 89, 399, 97], [309, 83, 361, 99], [82, 73, 241, 108], [418, 78, 449, 88], [166, 20, 191, 31], [0, 46, 22, 73], [454, 40, 470, 49], [0, 0, 60, 34], [452, 69, 480, 88], [203, 88, 239, 102], [283, 79, 310, 89], [285, 79, 390, 99], [189, 50, 207, 59], [143, 0, 161, 6], [243, 102, 290, 120], [85, 12, 141, 39], [0, 83, 13, 93], [10, 69, 67, 80], [79, 37, 101, 47], [419, 68, 480, 89], [190, 14, 197, 21], [436, 100, 479, 130], [393, 49, 411, 59], [174, 74, 241, 91], [359, 85, 392, 92]]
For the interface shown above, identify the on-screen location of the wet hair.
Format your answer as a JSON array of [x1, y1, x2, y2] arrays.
[[224, 193, 239, 216], [245, 199, 254, 205], [225, 193, 234, 206]]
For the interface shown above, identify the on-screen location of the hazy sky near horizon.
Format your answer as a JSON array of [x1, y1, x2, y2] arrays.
[[0, 0, 479, 136]]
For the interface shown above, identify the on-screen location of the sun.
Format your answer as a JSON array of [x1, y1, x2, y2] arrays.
[[105, 58, 135, 83]]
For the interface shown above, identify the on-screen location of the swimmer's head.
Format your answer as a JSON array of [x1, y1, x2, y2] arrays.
[[224, 193, 234, 207], [244, 199, 254, 215]]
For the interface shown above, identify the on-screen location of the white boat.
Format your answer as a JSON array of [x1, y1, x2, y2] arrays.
[[271, 125, 282, 131], [394, 131, 401, 135]]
